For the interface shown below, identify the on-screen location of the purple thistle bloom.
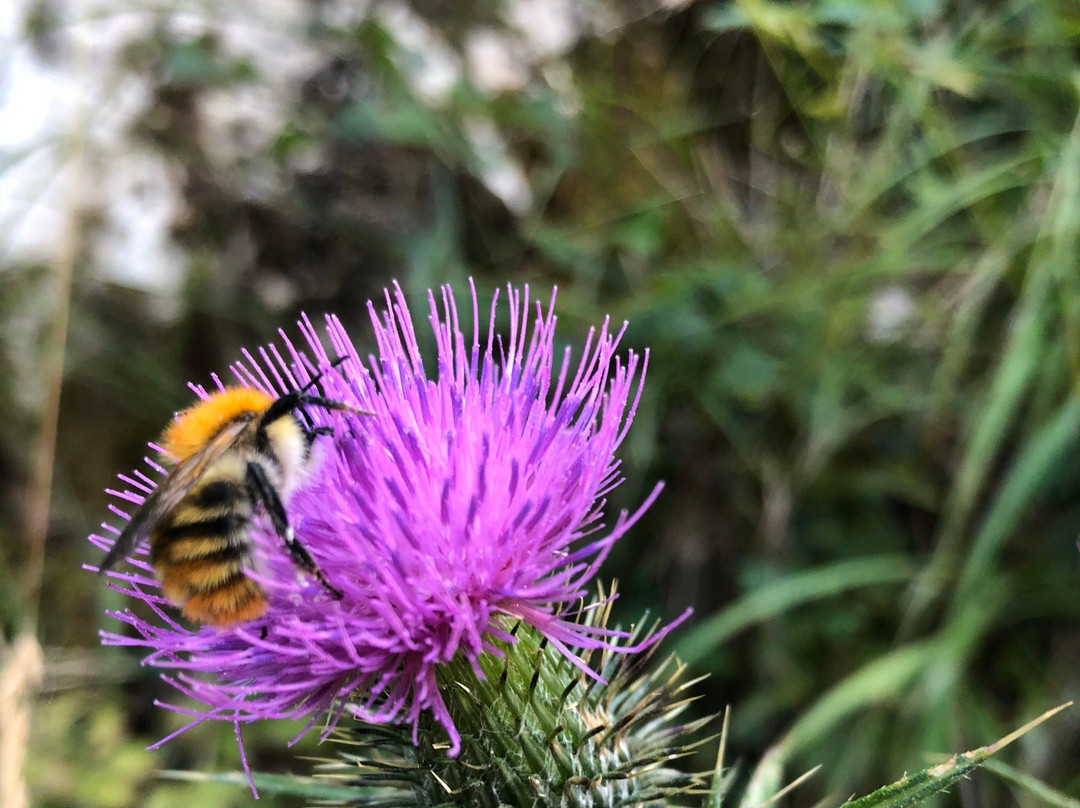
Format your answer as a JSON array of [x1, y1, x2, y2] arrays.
[[90, 281, 687, 771]]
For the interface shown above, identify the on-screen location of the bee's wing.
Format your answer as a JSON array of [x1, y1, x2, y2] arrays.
[[98, 418, 251, 573]]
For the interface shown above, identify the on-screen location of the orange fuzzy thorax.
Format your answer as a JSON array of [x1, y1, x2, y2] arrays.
[[159, 387, 275, 462]]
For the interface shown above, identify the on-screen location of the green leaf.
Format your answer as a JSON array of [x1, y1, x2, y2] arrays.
[[336, 99, 454, 150], [161, 39, 256, 86]]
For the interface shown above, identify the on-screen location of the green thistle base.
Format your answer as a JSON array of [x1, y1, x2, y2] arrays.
[[316, 602, 713, 807]]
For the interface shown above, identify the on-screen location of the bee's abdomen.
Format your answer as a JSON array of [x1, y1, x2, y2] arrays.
[[181, 574, 267, 626], [192, 479, 245, 510], [153, 478, 266, 626], [158, 513, 248, 548]]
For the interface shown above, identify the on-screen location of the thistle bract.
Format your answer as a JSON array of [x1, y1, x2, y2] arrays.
[[91, 281, 686, 764]]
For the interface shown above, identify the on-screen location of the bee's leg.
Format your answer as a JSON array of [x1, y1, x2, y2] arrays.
[[244, 462, 344, 600], [294, 405, 317, 433], [292, 403, 335, 449], [303, 425, 335, 450]]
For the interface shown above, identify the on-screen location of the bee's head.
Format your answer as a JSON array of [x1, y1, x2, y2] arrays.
[[261, 414, 312, 495], [255, 386, 363, 493]]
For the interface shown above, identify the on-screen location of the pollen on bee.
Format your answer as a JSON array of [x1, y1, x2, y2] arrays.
[[160, 388, 275, 461]]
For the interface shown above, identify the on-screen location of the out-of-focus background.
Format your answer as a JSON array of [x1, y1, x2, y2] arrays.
[[2, 0, 1079, 806]]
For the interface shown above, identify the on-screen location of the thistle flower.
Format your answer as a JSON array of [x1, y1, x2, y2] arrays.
[[90, 281, 688, 775]]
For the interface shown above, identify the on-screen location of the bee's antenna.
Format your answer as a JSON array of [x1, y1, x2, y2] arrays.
[[297, 354, 350, 394]]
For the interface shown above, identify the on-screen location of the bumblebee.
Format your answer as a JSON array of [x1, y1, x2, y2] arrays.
[[98, 374, 361, 626]]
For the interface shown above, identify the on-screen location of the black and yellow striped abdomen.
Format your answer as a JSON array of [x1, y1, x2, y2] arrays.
[[150, 468, 267, 626]]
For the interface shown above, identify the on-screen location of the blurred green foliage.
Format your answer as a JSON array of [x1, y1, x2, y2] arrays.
[[3, 0, 1080, 805]]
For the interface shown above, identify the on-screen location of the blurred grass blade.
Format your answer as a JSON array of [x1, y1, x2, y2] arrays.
[[913, 95, 1080, 625], [738, 746, 786, 808], [943, 75, 1080, 616], [782, 642, 935, 757], [982, 759, 1080, 808], [676, 556, 913, 667], [747, 764, 821, 808], [951, 399, 1080, 612], [159, 770, 360, 801], [924, 266, 1050, 570], [843, 703, 1073, 808], [877, 155, 1037, 270]]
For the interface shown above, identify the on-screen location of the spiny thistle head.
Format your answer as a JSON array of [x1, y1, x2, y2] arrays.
[[90, 280, 689, 769], [315, 589, 714, 808]]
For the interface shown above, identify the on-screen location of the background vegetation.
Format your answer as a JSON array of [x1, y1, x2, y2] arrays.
[[2, 0, 1079, 805]]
